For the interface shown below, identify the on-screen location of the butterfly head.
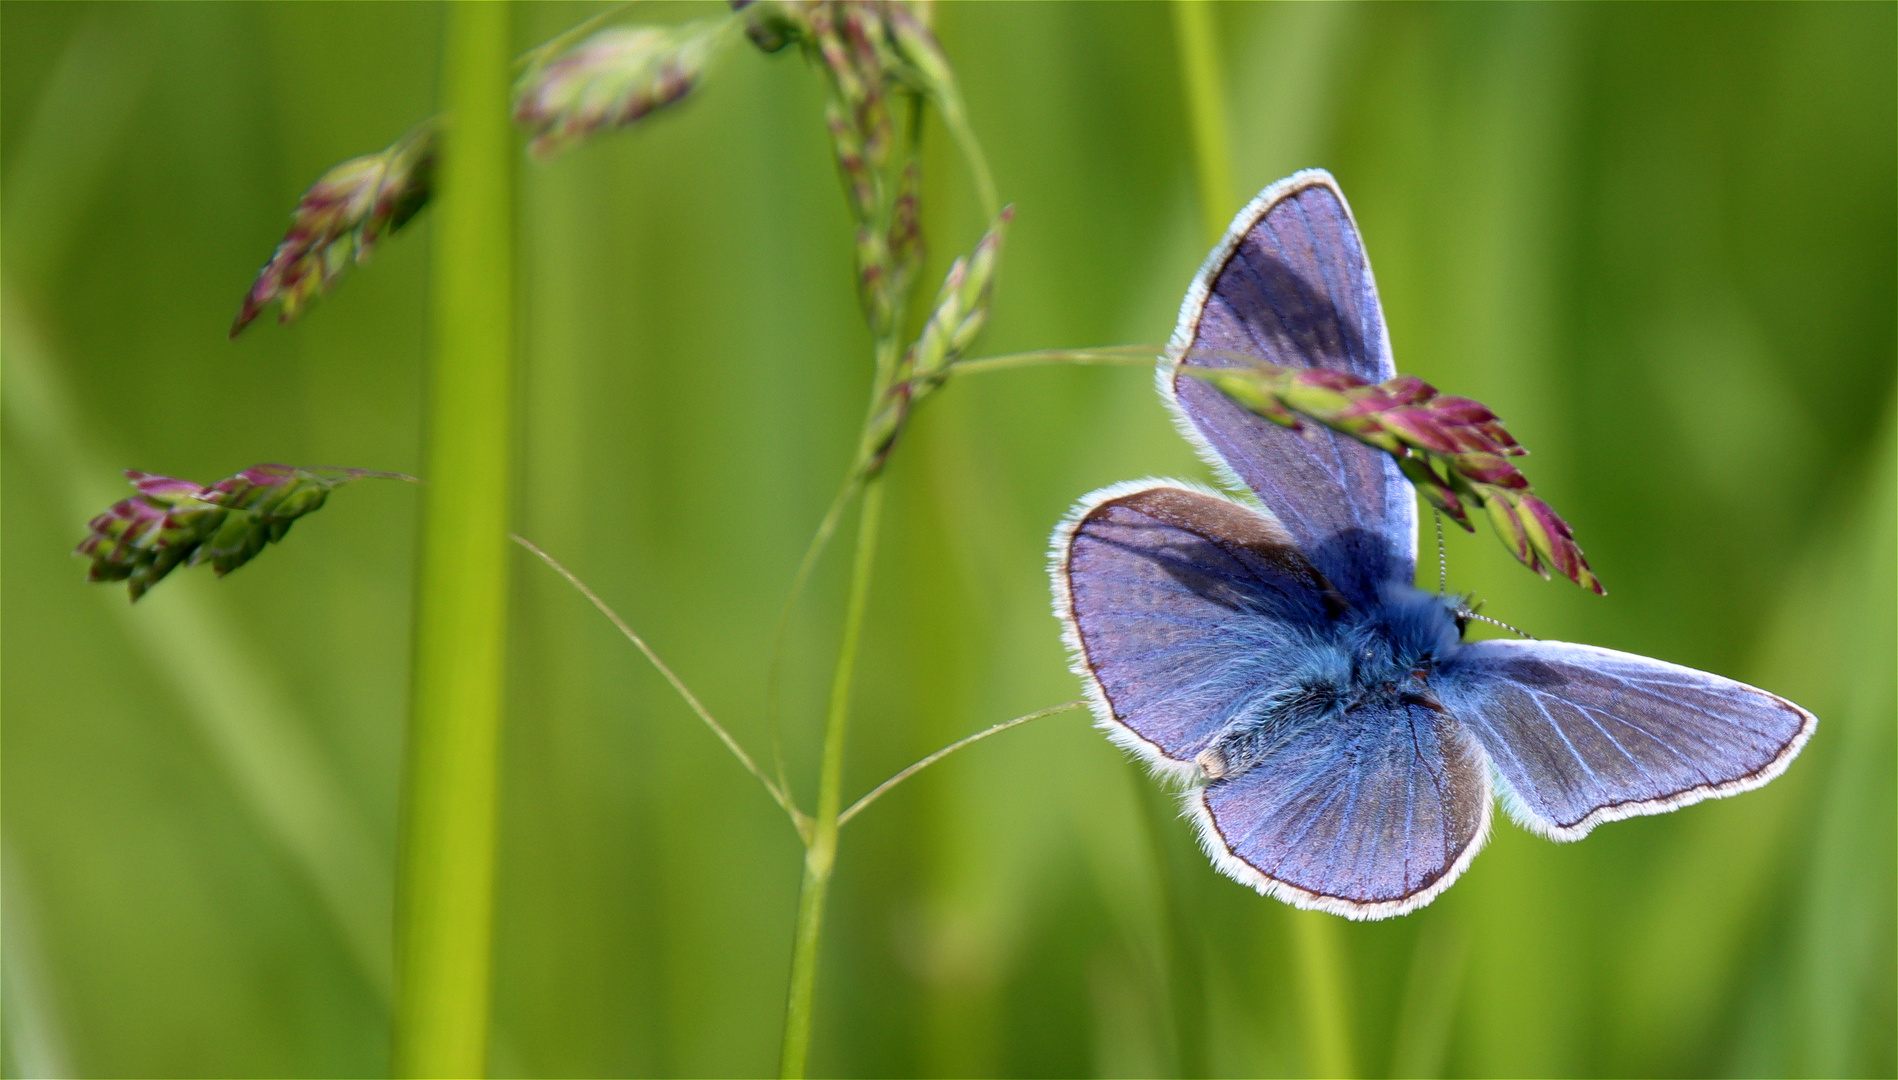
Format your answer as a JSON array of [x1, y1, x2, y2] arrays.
[[1346, 583, 1465, 679]]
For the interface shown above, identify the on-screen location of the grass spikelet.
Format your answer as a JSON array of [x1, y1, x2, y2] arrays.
[[514, 17, 736, 159], [1190, 361, 1604, 593], [231, 123, 436, 336], [76, 464, 416, 600]]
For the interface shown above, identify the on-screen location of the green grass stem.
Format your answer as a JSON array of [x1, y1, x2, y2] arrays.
[[937, 103, 999, 221], [1171, 0, 1236, 239], [780, 473, 885, 1079], [764, 471, 865, 831], [391, 4, 516, 1076], [951, 345, 1161, 377], [1290, 908, 1357, 1077]]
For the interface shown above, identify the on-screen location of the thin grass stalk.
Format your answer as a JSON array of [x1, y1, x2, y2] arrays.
[[765, 470, 866, 834], [1171, 5, 1356, 1072], [512, 535, 804, 828], [780, 474, 886, 1079], [775, 34, 934, 1069], [950, 344, 1160, 377], [837, 701, 1082, 827], [392, 4, 516, 1076]]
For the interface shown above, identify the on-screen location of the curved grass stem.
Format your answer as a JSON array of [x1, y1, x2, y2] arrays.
[[511, 535, 806, 833], [938, 104, 999, 220], [779, 474, 885, 1079], [513, 1, 635, 70], [837, 701, 1082, 827]]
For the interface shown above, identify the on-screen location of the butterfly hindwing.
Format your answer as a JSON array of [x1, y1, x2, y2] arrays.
[[1436, 639, 1817, 840], [1193, 698, 1491, 919], [1164, 169, 1415, 604], [1054, 481, 1342, 771]]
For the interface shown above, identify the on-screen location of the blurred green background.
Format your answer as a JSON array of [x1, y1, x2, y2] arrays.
[[3, 2, 1892, 1077]]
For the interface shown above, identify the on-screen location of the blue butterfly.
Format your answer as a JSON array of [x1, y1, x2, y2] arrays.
[[1049, 170, 1815, 919]]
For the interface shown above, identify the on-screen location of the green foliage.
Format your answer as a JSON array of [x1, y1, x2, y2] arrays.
[[3, 4, 1891, 1079]]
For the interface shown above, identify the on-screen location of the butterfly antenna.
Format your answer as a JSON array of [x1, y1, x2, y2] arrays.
[[1467, 612, 1537, 640], [1433, 510, 1447, 595]]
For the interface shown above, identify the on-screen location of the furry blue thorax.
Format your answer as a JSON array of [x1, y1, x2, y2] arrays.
[[1196, 582, 1466, 781]]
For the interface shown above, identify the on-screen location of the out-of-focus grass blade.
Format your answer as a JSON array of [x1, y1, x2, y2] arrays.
[[1, 838, 74, 1079], [1596, 335, 1870, 1066], [2, 288, 392, 1001], [0, 11, 152, 287], [3, 1, 391, 1004], [1287, 908, 1356, 1078], [1607, 396, 1895, 1076], [1788, 400, 1895, 1075], [1389, 910, 1468, 1078]]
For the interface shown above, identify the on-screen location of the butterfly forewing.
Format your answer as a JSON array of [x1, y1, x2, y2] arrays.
[[1194, 699, 1491, 918], [1056, 483, 1340, 768], [1437, 640, 1816, 839], [1165, 170, 1416, 604]]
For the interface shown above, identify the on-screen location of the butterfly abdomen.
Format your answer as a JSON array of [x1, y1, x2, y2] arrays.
[[1197, 646, 1350, 780], [1197, 584, 1463, 783]]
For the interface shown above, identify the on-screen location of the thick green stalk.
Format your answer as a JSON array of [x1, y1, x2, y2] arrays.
[[780, 475, 885, 1079], [392, 4, 516, 1077]]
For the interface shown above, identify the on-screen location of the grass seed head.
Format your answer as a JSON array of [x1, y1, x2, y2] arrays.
[[231, 122, 435, 336], [515, 19, 733, 159], [1189, 362, 1603, 593], [76, 464, 415, 600]]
